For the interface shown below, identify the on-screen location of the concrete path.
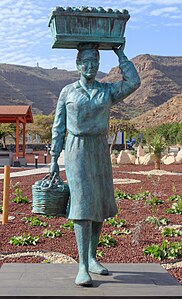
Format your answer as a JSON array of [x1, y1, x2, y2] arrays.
[[0, 263, 182, 298], [0, 151, 65, 180]]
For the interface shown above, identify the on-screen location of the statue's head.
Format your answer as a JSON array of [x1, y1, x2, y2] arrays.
[[76, 43, 100, 79]]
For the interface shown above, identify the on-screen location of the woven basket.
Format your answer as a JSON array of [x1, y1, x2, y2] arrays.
[[32, 173, 70, 217]]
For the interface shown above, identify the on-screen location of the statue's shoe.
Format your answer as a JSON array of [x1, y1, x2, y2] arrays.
[[89, 260, 109, 275], [75, 269, 93, 287]]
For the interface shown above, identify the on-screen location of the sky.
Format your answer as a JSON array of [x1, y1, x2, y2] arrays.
[[0, 0, 182, 73]]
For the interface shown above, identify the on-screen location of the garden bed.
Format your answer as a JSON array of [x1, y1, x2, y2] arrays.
[[0, 163, 181, 284]]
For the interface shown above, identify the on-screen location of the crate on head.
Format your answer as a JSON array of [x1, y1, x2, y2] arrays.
[[48, 6, 130, 50]]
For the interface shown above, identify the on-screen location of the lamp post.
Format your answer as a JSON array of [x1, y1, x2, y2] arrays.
[[34, 155, 39, 168], [44, 153, 47, 164]]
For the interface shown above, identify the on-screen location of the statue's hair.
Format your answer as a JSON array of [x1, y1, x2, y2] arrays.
[[76, 43, 100, 64]]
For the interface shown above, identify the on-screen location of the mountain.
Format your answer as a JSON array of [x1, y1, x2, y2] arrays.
[[102, 54, 182, 119], [0, 55, 182, 119], [130, 94, 182, 130], [0, 63, 105, 114]]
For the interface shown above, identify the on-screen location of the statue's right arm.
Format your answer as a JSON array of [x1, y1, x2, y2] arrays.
[[49, 88, 67, 175]]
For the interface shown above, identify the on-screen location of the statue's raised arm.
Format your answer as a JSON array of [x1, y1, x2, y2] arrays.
[[110, 39, 141, 105]]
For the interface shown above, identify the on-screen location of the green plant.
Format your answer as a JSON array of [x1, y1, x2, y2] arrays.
[[168, 195, 182, 202], [12, 188, 29, 203], [149, 133, 167, 169], [0, 205, 3, 213], [106, 217, 126, 228], [112, 228, 132, 235], [166, 199, 182, 215], [42, 259, 51, 263], [43, 229, 62, 238], [112, 149, 119, 156], [22, 216, 48, 227], [145, 216, 170, 227], [114, 189, 133, 200], [143, 240, 182, 260], [9, 233, 39, 246], [61, 220, 74, 231], [133, 191, 152, 201], [98, 234, 117, 247], [161, 227, 182, 237], [96, 250, 104, 257], [153, 122, 182, 145], [114, 190, 156, 201], [145, 196, 163, 206]]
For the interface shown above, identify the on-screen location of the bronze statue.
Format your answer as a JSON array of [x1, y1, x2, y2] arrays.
[[50, 41, 140, 286]]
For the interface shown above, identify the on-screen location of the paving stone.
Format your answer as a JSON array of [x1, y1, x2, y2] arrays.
[[0, 263, 182, 298]]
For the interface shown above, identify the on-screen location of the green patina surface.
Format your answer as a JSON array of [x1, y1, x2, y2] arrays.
[[48, 6, 141, 286], [48, 6, 130, 49]]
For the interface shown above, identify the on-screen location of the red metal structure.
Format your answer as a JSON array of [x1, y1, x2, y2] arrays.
[[0, 106, 33, 159]]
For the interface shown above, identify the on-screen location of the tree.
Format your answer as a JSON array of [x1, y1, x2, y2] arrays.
[[143, 123, 182, 146], [27, 114, 54, 143], [0, 124, 16, 148], [149, 133, 166, 170], [109, 119, 137, 155]]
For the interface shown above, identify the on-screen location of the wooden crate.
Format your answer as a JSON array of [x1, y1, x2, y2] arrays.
[[48, 7, 130, 50]]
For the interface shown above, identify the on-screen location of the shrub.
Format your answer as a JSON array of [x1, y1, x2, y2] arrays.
[[43, 229, 62, 238], [145, 196, 163, 206], [145, 216, 170, 227], [144, 240, 182, 260], [12, 188, 29, 203], [133, 191, 152, 201], [98, 234, 117, 247], [112, 229, 132, 235], [96, 250, 104, 257], [9, 233, 39, 246], [22, 216, 48, 227], [161, 227, 182, 237], [166, 199, 182, 215], [169, 195, 182, 202], [106, 217, 126, 228], [60, 220, 74, 231], [114, 189, 133, 200]]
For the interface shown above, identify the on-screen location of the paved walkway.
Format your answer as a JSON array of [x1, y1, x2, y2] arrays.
[[0, 152, 65, 180], [0, 263, 182, 297]]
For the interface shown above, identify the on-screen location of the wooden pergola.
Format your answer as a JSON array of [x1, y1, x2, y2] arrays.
[[0, 106, 33, 158]]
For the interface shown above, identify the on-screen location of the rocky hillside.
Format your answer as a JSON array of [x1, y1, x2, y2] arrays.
[[130, 94, 182, 130], [0, 55, 182, 119], [0, 63, 105, 115], [103, 54, 182, 119]]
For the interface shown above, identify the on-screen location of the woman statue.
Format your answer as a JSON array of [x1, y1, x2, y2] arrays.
[[50, 42, 140, 287]]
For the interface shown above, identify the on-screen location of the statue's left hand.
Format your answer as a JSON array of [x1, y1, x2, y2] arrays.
[[113, 39, 126, 58]]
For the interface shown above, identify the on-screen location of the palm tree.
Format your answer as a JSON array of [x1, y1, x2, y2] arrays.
[[150, 134, 166, 170]]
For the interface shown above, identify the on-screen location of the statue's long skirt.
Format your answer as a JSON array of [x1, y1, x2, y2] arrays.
[[64, 133, 118, 222]]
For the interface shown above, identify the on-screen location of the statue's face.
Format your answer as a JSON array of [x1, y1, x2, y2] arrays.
[[77, 49, 99, 79]]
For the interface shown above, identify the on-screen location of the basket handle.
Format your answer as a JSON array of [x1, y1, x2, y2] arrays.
[[41, 173, 64, 190]]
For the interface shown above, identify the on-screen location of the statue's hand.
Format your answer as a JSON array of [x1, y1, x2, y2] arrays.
[[49, 161, 59, 177], [113, 39, 126, 59]]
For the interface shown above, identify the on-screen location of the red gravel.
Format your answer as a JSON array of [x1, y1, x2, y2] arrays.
[[0, 161, 182, 284], [2, 256, 45, 264]]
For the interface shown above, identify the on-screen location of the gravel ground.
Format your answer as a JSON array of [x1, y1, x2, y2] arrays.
[[0, 157, 181, 284]]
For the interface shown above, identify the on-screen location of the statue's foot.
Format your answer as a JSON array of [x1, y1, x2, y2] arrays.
[[89, 259, 109, 275], [75, 269, 93, 287]]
